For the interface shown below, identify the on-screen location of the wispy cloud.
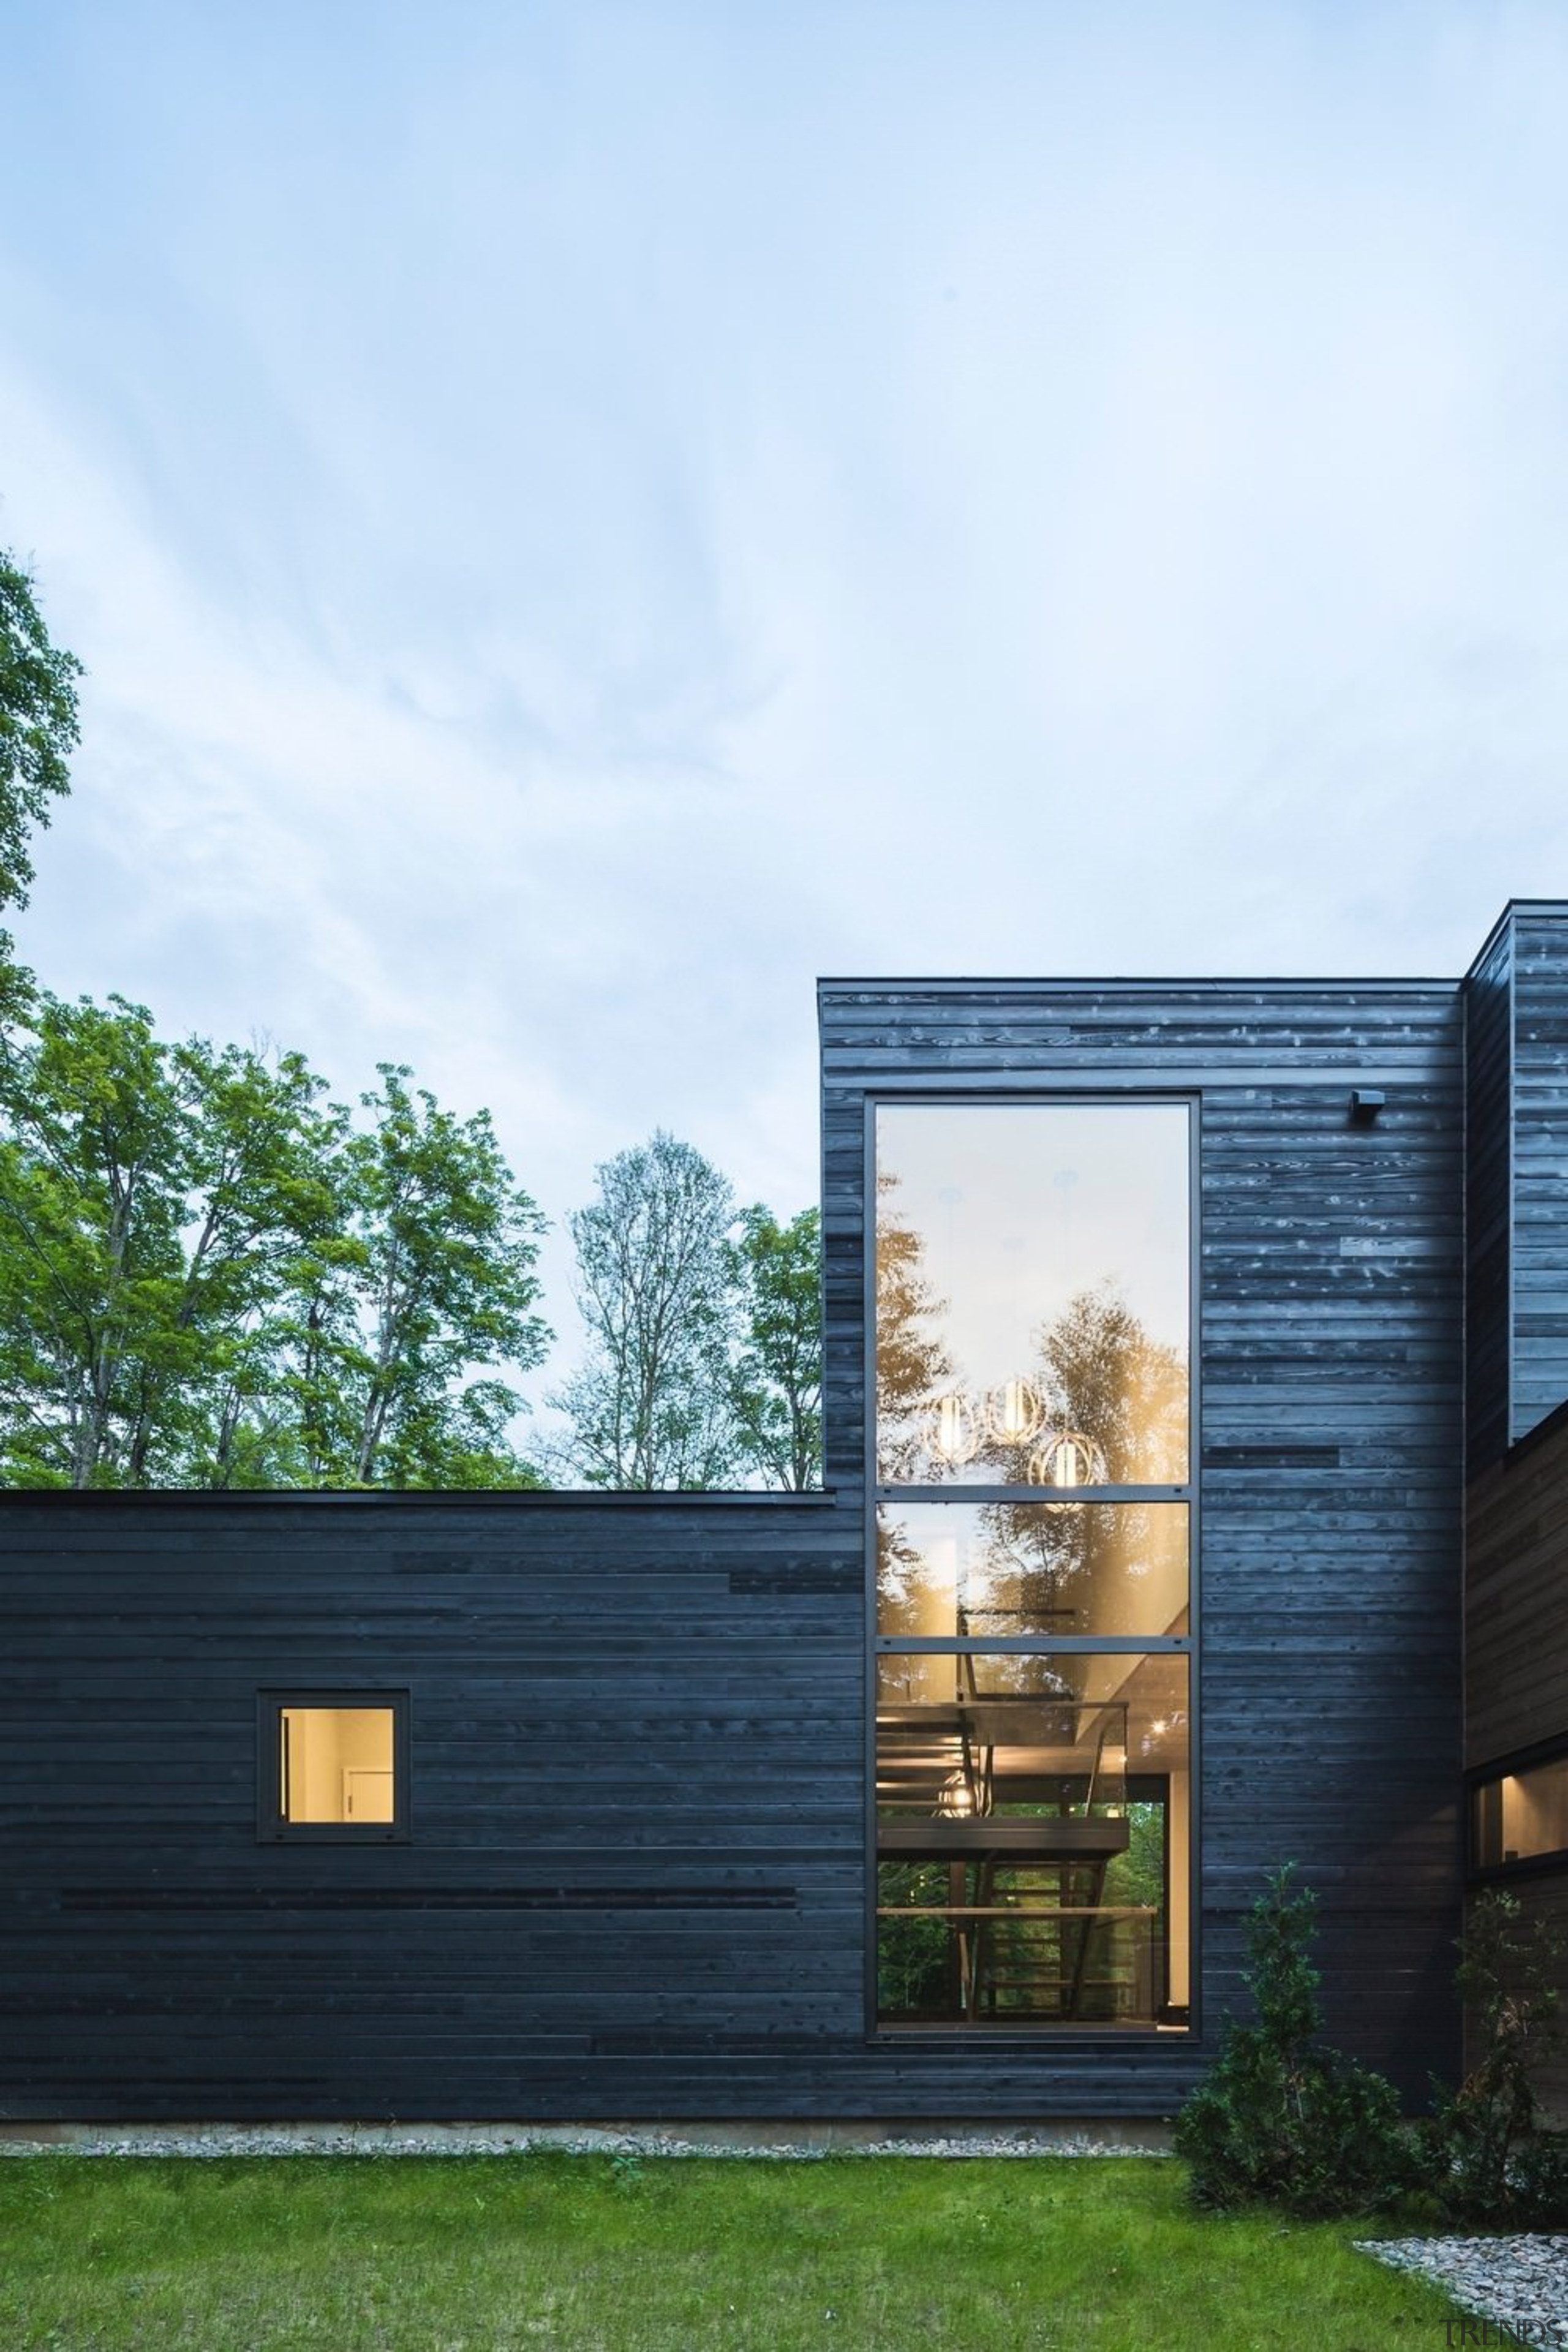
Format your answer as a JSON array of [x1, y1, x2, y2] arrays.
[[4, 0, 1568, 1411]]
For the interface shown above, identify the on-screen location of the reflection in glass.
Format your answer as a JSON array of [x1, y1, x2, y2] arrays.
[[876, 1653, 1189, 2029], [878, 1502, 1189, 1642], [875, 1104, 1189, 1485], [1474, 1755, 1568, 1869]]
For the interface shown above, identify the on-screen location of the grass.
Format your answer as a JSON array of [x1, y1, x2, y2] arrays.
[[0, 2152, 1464, 2351]]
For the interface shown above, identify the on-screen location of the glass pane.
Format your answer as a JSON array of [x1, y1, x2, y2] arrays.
[[875, 1102, 1189, 1485], [878, 1502, 1188, 1640], [1474, 1756, 1568, 1868], [876, 1653, 1189, 2029], [280, 1706, 396, 1825]]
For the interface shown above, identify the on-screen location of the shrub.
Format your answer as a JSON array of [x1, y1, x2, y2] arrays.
[[1174, 1864, 1412, 2217], [1416, 1889, 1568, 2229]]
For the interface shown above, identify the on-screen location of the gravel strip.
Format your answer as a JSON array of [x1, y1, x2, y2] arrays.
[[0, 2123, 1171, 2160], [1358, 2233, 1568, 2348]]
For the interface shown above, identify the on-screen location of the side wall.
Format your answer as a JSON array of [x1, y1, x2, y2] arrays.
[[1466, 1406, 1568, 1772], [1465, 1382, 1568, 2128], [1465, 901, 1568, 1461], [1513, 907, 1568, 1446], [1464, 905, 1568, 2122], [0, 1493, 869, 2123], [822, 979, 1466, 2106]]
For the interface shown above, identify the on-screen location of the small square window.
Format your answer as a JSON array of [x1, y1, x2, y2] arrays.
[[258, 1692, 410, 1841]]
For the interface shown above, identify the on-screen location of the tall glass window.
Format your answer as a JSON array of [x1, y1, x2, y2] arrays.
[[875, 1102, 1189, 1487], [873, 1102, 1193, 2032]]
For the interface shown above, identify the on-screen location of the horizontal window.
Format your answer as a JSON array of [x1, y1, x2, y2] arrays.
[[1473, 1754, 1568, 1872], [258, 1694, 409, 1841], [878, 1501, 1188, 1642]]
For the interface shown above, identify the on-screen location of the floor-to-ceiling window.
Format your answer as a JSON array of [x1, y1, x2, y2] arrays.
[[873, 1102, 1194, 2031]]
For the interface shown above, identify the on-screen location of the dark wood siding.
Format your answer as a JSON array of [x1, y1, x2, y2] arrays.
[[0, 1492, 873, 2124], [1466, 1404, 1568, 1771], [1466, 913, 1514, 1471], [1512, 907, 1568, 1446], [821, 979, 1466, 2104]]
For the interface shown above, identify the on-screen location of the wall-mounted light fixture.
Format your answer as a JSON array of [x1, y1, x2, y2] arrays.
[[1349, 1088, 1385, 1127]]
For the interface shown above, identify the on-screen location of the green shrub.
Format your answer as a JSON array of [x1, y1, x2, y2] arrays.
[[1174, 1864, 1413, 2217], [1416, 1889, 1568, 2229]]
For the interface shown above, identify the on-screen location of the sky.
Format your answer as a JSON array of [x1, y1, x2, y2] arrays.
[[3, 0, 1568, 1425]]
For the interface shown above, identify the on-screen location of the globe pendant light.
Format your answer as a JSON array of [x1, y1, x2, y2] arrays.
[[1028, 1430, 1108, 1492], [983, 1377, 1044, 1447], [927, 1391, 981, 1468]]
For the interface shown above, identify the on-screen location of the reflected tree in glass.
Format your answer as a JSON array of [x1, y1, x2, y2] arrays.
[[874, 1171, 954, 1479], [965, 1279, 1186, 1491]]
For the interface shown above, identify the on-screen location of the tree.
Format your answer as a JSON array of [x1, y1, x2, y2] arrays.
[[0, 985, 189, 1487], [551, 1130, 741, 1488], [1174, 1864, 1412, 2217], [329, 1065, 550, 1488], [0, 987, 551, 1490], [728, 1204, 821, 1489], [0, 549, 83, 916], [1417, 1890, 1568, 2228], [872, 1171, 954, 1479]]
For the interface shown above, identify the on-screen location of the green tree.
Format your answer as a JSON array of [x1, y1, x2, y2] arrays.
[[0, 990, 551, 1490], [1417, 1890, 1568, 2228], [728, 1204, 821, 1489], [551, 1130, 740, 1488], [1174, 1863, 1412, 2217], [873, 1170, 954, 1479], [122, 1037, 347, 1485], [0, 548, 83, 916], [0, 986, 190, 1485], [331, 1065, 550, 1488]]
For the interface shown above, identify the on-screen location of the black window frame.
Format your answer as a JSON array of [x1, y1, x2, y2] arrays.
[[863, 1087, 1202, 2043], [257, 1688, 412, 1844]]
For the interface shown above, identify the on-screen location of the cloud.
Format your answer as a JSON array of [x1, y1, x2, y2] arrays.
[[4, 0, 1568, 1430]]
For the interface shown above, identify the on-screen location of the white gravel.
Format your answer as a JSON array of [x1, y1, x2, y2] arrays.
[[1359, 2233, 1568, 2348], [0, 2122, 1172, 2160]]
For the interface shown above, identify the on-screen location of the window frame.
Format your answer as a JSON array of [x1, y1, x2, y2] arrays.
[[256, 1688, 412, 1844], [862, 1088, 1201, 2042], [1467, 1733, 1568, 1883]]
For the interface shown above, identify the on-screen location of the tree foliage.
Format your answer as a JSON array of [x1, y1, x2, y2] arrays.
[[550, 1130, 742, 1488], [728, 1204, 821, 1490], [1417, 1890, 1568, 2228], [550, 1136, 823, 1491], [872, 1170, 954, 1479], [1174, 1864, 1412, 2217], [0, 548, 83, 916], [0, 984, 551, 1488]]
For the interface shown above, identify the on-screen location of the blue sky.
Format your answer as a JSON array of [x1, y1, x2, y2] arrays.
[[3, 1, 1568, 1413]]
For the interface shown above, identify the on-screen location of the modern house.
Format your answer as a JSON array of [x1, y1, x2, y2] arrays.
[[2, 899, 1566, 2125]]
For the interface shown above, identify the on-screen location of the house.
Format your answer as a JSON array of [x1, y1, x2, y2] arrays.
[[2, 899, 1566, 2125]]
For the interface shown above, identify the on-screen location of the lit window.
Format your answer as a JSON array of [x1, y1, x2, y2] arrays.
[[258, 1695, 409, 1839], [1473, 1754, 1568, 1871]]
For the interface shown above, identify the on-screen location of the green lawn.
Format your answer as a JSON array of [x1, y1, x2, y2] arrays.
[[0, 2153, 1462, 2351]]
